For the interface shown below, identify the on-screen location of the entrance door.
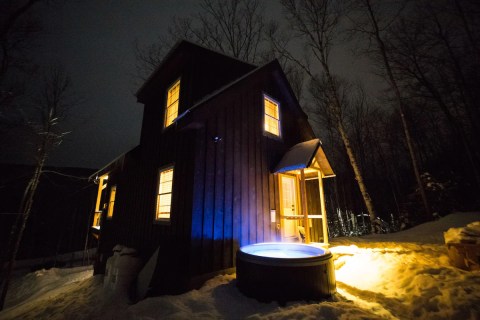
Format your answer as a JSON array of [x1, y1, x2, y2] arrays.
[[280, 174, 299, 240]]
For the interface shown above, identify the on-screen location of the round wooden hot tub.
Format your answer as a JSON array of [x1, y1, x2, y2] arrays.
[[236, 242, 336, 302]]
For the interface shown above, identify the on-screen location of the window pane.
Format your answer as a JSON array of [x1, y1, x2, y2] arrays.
[[168, 82, 180, 102], [159, 193, 171, 206], [159, 181, 172, 194], [165, 80, 180, 127], [265, 115, 279, 136], [264, 96, 280, 136], [156, 167, 174, 220], [265, 99, 278, 118], [160, 169, 173, 183]]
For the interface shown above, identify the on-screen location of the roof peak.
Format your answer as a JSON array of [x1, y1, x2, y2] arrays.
[[136, 40, 256, 98]]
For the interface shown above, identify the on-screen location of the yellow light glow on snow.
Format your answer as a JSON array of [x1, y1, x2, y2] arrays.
[[330, 245, 407, 295]]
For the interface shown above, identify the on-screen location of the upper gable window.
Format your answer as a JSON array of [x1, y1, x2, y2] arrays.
[[264, 95, 280, 136], [164, 79, 180, 128]]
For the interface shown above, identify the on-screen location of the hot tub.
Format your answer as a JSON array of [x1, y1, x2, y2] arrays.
[[236, 242, 336, 302]]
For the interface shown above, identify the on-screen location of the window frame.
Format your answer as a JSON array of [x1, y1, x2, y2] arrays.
[[92, 174, 108, 228], [155, 164, 175, 223], [164, 78, 181, 128], [263, 94, 281, 138]]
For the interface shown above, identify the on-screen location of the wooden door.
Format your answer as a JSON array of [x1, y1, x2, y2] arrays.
[[280, 174, 299, 240]]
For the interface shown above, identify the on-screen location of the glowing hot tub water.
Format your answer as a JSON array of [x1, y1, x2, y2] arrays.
[[236, 242, 336, 302]]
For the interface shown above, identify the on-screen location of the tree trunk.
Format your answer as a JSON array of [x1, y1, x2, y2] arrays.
[[337, 120, 377, 229], [412, 57, 480, 191], [0, 142, 47, 311], [0, 63, 75, 310], [276, 0, 378, 230], [321, 54, 378, 229], [364, 0, 432, 220]]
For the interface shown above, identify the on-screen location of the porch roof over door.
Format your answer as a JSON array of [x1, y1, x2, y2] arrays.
[[273, 139, 335, 177]]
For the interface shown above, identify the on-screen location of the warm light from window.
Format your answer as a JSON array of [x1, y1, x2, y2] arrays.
[[165, 80, 180, 127], [264, 96, 280, 136], [107, 185, 116, 219], [156, 167, 174, 220], [93, 174, 109, 227]]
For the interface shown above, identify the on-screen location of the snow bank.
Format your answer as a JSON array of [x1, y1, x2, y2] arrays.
[[333, 211, 480, 244], [444, 221, 480, 244], [1, 212, 479, 319], [1, 266, 99, 320]]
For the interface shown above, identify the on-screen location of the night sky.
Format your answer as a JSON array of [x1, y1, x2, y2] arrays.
[[2, 0, 378, 169], [42, 1, 201, 169]]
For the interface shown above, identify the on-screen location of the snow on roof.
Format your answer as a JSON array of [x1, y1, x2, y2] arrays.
[[274, 139, 335, 177], [88, 145, 140, 181]]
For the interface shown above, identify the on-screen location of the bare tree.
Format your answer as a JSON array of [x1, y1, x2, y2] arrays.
[[384, 1, 480, 192], [0, 0, 43, 80], [135, 0, 267, 79], [346, 0, 434, 220], [0, 64, 78, 310], [0, 0, 44, 127], [270, 0, 378, 229]]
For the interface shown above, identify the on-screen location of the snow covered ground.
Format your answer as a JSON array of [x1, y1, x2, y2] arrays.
[[1, 212, 479, 319]]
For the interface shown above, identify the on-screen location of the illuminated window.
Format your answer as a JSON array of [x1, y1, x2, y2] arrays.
[[264, 95, 280, 136], [156, 166, 174, 220], [107, 185, 116, 219], [93, 174, 108, 228], [164, 79, 180, 127]]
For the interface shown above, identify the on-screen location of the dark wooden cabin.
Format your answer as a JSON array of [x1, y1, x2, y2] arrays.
[[91, 40, 335, 294]]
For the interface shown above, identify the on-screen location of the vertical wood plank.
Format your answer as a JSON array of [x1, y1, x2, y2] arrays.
[[189, 127, 206, 275], [261, 132, 271, 242], [202, 118, 216, 273], [300, 169, 311, 243], [269, 172, 278, 241], [318, 171, 329, 244], [255, 95, 264, 243], [232, 97, 242, 255], [213, 111, 225, 271], [223, 104, 234, 268], [248, 92, 257, 244], [240, 93, 249, 247]]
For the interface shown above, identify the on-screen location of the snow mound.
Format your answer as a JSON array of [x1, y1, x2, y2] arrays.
[[333, 211, 480, 244], [444, 221, 480, 244], [1, 212, 479, 319]]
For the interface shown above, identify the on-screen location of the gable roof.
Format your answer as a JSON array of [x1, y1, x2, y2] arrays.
[[88, 145, 140, 180], [136, 40, 256, 101], [274, 139, 335, 177], [175, 59, 308, 124]]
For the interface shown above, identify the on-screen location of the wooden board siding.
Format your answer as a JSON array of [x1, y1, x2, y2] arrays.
[[97, 129, 196, 280], [189, 90, 270, 276], [97, 54, 323, 293], [223, 106, 234, 269], [137, 41, 255, 104], [189, 125, 206, 278], [138, 43, 255, 152], [186, 65, 318, 278], [232, 96, 243, 259]]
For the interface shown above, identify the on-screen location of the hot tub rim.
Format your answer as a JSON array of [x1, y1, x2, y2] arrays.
[[237, 242, 333, 267]]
